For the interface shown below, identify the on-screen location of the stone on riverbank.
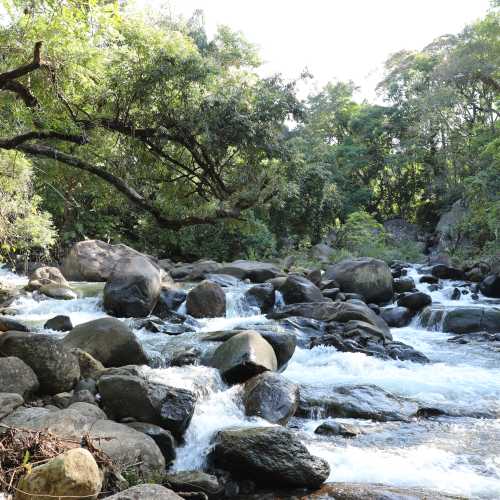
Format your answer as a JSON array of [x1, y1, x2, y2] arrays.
[[0, 356, 39, 398], [0, 332, 79, 395], [243, 372, 299, 425], [63, 317, 148, 367], [186, 280, 226, 318], [210, 331, 278, 384], [210, 426, 330, 488], [15, 448, 102, 500], [324, 258, 393, 304]]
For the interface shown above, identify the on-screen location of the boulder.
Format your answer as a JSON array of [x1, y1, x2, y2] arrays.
[[103, 256, 162, 318], [203, 329, 296, 370], [324, 258, 393, 304], [44, 315, 73, 332], [218, 260, 282, 283], [314, 421, 360, 438], [63, 318, 148, 367], [0, 333, 79, 395], [170, 260, 221, 281], [98, 374, 196, 438], [15, 448, 102, 500], [205, 273, 241, 287], [26, 266, 70, 292], [210, 426, 329, 488], [299, 385, 419, 422], [397, 292, 432, 311], [153, 288, 187, 318], [393, 276, 415, 293], [0, 356, 39, 397], [280, 275, 325, 304], [269, 301, 391, 337], [442, 307, 500, 334], [62, 239, 155, 282], [0, 392, 24, 419], [431, 264, 465, 280], [480, 274, 500, 298], [243, 372, 299, 425], [210, 331, 278, 384], [1, 404, 165, 476], [0, 317, 29, 332], [244, 283, 275, 313], [381, 306, 413, 327], [164, 471, 223, 498], [39, 285, 78, 300], [126, 422, 176, 464], [89, 419, 166, 475], [105, 485, 182, 500], [186, 280, 226, 318]]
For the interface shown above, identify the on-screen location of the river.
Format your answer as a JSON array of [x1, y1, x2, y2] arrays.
[[1, 264, 499, 499]]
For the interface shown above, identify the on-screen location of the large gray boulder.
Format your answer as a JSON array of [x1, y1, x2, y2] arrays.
[[62, 239, 155, 282], [280, 275, 326, 304], [218, 260, 282, 283], [299, 384, 419, 422], [26, 266, 70, 292], [324, 258, 393, 304], [202, 329, 296, 370], [243, 372, 299, 425], [170, 260, 222, 281], [269, 301, 391, 338], [98, 374, 196, 438], [62, 318, 148, 367], [186, 280, 226, 318], [1, 404, 166, 476], [0, 332, 79, 395], [103, 256, 162, 318], [210, 426, 330, 488], [442, 307, 500, 334], [210, 331, 278, 384], [0, 356, 39, 397]]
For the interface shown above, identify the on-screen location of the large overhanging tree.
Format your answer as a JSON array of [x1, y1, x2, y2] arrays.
[[0, 1, 300, 230]]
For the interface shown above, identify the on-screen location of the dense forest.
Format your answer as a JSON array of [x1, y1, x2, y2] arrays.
[[1, 0, 499, 265]]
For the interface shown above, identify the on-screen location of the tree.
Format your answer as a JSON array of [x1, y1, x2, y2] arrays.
[[0, 1, 300, 232]]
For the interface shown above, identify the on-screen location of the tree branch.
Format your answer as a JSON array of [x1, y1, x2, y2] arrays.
[[0, 131, 88, 149], [1, 80, 38, 107], [13, 143, 250, 230], [0, 41, 42, 86]]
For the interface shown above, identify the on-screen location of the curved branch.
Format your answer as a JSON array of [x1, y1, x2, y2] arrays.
[[0, 131, 88, 149], [0, 42, 42, 86], [14, 143, 250, 230], [1, 80, 38, 107]]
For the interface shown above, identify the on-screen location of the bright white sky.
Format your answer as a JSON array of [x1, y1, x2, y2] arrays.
[[149, 0, 491, 101]]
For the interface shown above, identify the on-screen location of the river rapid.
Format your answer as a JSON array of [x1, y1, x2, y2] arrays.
[[1, 265, 499, 499]]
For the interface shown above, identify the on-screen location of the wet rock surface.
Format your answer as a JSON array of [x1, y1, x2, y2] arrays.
[[210, 426, 330, 488]]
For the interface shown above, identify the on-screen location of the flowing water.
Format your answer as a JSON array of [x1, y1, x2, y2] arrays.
[[1, 265, 499, 498]]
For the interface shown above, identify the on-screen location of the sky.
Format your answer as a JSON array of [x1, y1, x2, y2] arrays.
[[150, 0, 491, 101]]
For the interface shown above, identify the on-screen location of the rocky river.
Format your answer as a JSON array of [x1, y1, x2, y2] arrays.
[[0, 248, 499, 499]]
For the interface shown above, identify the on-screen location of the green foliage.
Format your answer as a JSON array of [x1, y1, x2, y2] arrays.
[[0, 151, 56, 261]]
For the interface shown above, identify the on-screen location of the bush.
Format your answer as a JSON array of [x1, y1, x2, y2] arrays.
[[0, 152, 56, 262]]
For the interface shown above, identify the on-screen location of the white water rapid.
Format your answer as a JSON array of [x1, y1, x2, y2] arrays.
[[1, 264, 499, 499]]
